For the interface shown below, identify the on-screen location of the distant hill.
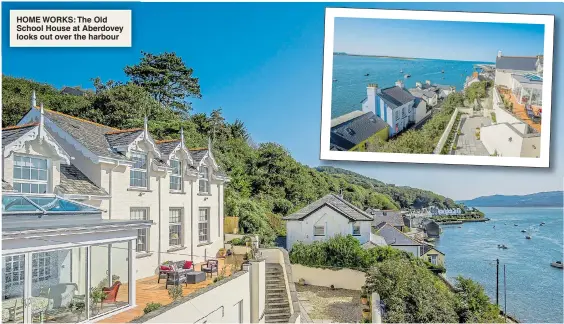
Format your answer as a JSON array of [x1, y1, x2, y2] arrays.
[[459, 191, 563, 208]]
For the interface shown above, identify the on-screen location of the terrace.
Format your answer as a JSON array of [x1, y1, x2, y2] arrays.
[[100, 257, 239, 323], [496, 85, 541, 133]]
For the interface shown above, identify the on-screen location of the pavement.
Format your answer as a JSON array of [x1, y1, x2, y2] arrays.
[[454, 114, 491, 156]]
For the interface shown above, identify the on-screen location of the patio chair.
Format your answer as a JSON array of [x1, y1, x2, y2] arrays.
[[101, 281, 121, 306], [158, 261, 194, 283], [202, 260, 219, 278]]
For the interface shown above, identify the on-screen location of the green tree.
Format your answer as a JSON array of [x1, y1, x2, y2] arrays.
[[124, 51, 201, 114], [455, 276, 503, 323]]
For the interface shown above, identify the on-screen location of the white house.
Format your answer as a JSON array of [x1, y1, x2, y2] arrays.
[[364, 222, 421, 257], [11, 92, 230, 280], [494, 50, 542, 89], [282, 194, 374, 251], [2, 120, 152, 322], [362, 81, 416, 137]]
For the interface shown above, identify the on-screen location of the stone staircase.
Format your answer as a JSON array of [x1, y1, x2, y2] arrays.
[[265, 263, 291, 323]]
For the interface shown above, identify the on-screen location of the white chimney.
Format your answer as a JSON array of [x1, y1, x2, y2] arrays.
[[363, 84, 378, 116], [31, 90, 37, 108], [498, 50, 502, 58], [395, 80, 404, 89], [415, 81, 422, 89], [425, 80, 431, 85]]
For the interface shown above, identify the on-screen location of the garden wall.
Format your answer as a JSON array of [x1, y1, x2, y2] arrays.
[[291, 264, 366, 291]]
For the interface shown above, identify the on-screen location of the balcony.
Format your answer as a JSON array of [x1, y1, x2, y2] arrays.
[[495, 86, 541, 133]]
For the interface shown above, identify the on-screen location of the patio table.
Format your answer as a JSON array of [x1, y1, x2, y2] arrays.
[[2, 296, 50, 322]]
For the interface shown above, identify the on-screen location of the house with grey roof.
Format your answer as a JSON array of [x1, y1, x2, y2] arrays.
[[282, 194, 374, 251], [366, 222, 422, 257], [365, 208, 405, 231], [9, 91, 229, 280], [361, 80, 417, 137], [494, 50, 543, 89]]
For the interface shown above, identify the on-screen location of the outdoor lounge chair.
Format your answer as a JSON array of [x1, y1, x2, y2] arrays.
[[101, 281, 121, 305], [202, 260, 219, 277], [158, 261, 194, 283]]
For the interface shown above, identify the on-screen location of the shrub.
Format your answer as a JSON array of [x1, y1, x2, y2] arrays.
[[168, 285, 183, 301], [143, 302, 162, 314]]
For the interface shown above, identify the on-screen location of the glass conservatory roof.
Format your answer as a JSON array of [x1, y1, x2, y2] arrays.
[[2, 193, 100, 214]]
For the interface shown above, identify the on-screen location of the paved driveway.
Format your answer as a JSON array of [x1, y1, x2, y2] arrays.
[[454, 115, 491, 156]]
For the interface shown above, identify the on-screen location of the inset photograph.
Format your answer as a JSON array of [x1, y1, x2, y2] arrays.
[[320, 8, 554, 167]]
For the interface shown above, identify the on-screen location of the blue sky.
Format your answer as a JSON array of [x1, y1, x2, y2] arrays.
[[334, 18, 545, 62], [2, 2, 563, 200]]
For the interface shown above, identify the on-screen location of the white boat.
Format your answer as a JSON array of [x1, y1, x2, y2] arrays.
[[404, 74, 411, 79], [551, 261, 563, 269], [521, 230, 526, 233]]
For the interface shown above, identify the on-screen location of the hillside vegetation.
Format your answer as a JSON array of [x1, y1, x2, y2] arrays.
[[3, 52, 461, 243]]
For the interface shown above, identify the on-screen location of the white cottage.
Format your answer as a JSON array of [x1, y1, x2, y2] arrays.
[[282, 194, 373, 251], [9, 93, 229, 280]]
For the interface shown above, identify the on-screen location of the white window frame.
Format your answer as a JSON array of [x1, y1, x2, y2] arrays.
[[130, 151, 148, 189], [198, 165, 210, 194], [198, 208, 210, 243], [131, 207, 150, 253], [429, 254, 438, 265], [13, 154, 49, 194], [169, 208, 183, 247], [352, 223, 361, 236], [313, 225, 325, 237], [170, 159, 182, 191]]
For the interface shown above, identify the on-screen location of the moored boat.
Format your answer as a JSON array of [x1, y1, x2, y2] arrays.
[[551, 261, 563, 269], [525, 235, 531, 239], [521, 230, 526, 233], [404, 74, 411, 78], [364, 73, 370, 76]]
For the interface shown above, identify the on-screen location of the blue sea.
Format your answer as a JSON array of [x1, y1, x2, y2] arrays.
[[435, 207, 564, 323], [330, 54, 493, 118]]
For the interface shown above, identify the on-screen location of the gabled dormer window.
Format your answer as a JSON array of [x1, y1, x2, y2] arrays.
[[198, 165, 209, 193], [130, 152, 148, 188], [13, 155, 48, 193], [170, 159, 182, 191]]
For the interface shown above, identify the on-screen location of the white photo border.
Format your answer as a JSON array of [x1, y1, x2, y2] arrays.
[[320, 8, 554, 168]]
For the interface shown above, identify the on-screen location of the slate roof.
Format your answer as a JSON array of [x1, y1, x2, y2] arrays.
[[282, 194, 373, 221], [105, 129, 143, 148], [365, 209, 405, 228], [378, 86, 416, 109], [2, 180, 14, 192], [496, 56, 538, 72], [189, 148, 209, 164], [420, 243, 444, 255], [57, 164, 109, 196], [373, 222, 421, 246], [330, 112, 389, 150], [156, 140, 181, 157], [40, 108, 125, 160], [2, 123, 39, 149]]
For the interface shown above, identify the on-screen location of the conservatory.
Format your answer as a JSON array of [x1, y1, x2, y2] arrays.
[[2, 193, 152, 323], [511, 73, 543, 107]]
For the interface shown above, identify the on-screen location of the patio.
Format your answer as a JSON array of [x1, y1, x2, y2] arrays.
[[100, 256, 240, 323], [497, 86, 541, 133]]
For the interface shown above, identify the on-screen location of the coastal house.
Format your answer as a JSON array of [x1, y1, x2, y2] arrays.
[[364, 222, 421, 257], [464, 71, 489, 89], [362, 81, 417, 137], [410, 81, 439, 107], [365, 208, 405, 231], [1, 119, 152, 321], [494, 51, 542, 89], [420, 243, 445, 266], [283, 194, 374, 251], [10, 92, 230, 280], [420, 219, 441, 238], [429, 206, 462, 216]]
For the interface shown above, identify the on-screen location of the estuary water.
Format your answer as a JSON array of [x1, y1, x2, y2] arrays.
[[434, 207, 564, 323], [330, 54, 492, 118]]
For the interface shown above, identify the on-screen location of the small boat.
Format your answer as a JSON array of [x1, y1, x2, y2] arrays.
[[497, 244, 508, 249], [514, 224, 518, 226], [540, 222, 546, 226], [404, 74, 411, 79], [525, 235, 531, 239], [458, 226, 462, 228], [333, 79, 337, 82], [551, 261, 563, 269], [400, 69, 403, 73], [521, 230, 526, 233], [364, 73, 370, 76], [441, 70, 444, 73]]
